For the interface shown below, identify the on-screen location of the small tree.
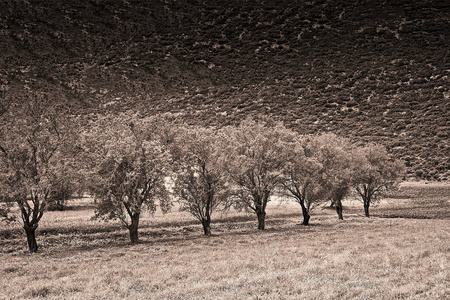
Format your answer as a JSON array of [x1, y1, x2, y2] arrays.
[[353, 143, 405, 217], [0, 94, 74, 252], [0, 196, 15, 224], [172, 126, 230, 235], [46, 170, 77, 211], [221, 117, 292, 230], [92, 117, 171, 243], [281, 135, 329, 225]]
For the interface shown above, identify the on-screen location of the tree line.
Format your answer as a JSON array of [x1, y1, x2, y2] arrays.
[[0, 97, 405, 252]]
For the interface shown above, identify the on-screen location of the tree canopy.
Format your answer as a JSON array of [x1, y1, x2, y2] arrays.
[[0, 93, 76, 252], [353, 143, 405, 217], [221, 117, 294, 230], [90, 116, 172, 243], [172, 125, 231, 235]]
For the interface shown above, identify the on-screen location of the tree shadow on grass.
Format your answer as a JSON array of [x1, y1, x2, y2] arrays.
[[33, 215, 346, 256], [1, 211, 368, 255], [0, 211, 302, 239]]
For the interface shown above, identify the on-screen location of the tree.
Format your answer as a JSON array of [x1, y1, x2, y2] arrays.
[[314, 133, 355, 220], [0, 196, 15, 224], [221, 117, 292, 230], [92, 116, 171, 243], [46, 165, 78, 211], [172, 126, 230, 235], [0, 93, 74, 252], [353, 143, 405, 217], [281, 135, 329, 225]]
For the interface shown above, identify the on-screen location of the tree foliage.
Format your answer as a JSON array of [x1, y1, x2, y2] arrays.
[[0, 197, 15, 223], [221, 117, 293, 230], [1, 104, 408, 250], [0, 92, 75, 252], [353, 143, 405, 217], [281, 135, 330, 225], [172, 126, 231, 235], [314, 133, 356, 220], [91, 116, 171, 243]]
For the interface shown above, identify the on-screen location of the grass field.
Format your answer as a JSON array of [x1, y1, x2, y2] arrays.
[[1, 182, 449, 299]]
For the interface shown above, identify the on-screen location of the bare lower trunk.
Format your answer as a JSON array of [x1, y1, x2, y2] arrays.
[[336, 200, 343, 220], [301, 204, 310, 225], [201, 217, 211, 235], [128, 213, 140, 243], [55, 199, 65, 211], [256, 210, 266, 230], [364, 203, 370, 217], [24, 226, 38, 253], [129, 227, 138, 243], [49, 199, 64, 211]]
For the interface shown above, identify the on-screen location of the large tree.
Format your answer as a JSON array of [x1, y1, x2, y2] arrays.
[[281, 135, 329, 225], [0, 93, 74, 252], [353, 143, 405, 217], [91, 116, 171, 243], [172, 126, 230, 235], [221, 117, 292, 230], [314, 133, 356, 220]]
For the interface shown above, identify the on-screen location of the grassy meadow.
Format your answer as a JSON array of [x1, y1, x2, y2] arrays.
[[1, 182, 449, 299]]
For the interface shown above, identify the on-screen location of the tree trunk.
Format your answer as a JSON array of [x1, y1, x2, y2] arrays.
[[54, 199, 65, 211], [128, 213, 140, 243], [129, 226, 139, 243], [301, 205, 310, 225], [364, 203, 370, 217], [201, 217, 211, 236], [57, 199, 65, 211], [24, 226, 38, 253], [256, 210, 266, 230], [336, 199, 343, 220]]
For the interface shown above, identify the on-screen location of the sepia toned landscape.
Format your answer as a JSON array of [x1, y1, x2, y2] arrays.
[[0, 0, 449, 299]]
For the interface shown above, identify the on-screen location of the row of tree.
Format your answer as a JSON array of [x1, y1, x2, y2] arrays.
[[0, 98, 404, 252]]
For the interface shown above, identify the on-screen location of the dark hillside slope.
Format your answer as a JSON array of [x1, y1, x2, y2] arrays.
[[0, 0, 449, 180]]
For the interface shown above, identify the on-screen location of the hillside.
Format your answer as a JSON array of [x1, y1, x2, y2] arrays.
[[0, 0, 449, 180]]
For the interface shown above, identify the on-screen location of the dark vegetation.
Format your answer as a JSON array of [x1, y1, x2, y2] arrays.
[[0, 0, 448, 180]]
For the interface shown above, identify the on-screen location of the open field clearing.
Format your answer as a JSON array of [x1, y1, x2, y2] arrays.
[[1, 183, 449, 299]]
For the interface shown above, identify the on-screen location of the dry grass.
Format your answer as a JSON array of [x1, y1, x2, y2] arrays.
[[0, 183, 449, 299], [374, 182, 450, 219]]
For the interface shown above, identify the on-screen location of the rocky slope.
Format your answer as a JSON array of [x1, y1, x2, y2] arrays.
[[0, 0, 449, 180]]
